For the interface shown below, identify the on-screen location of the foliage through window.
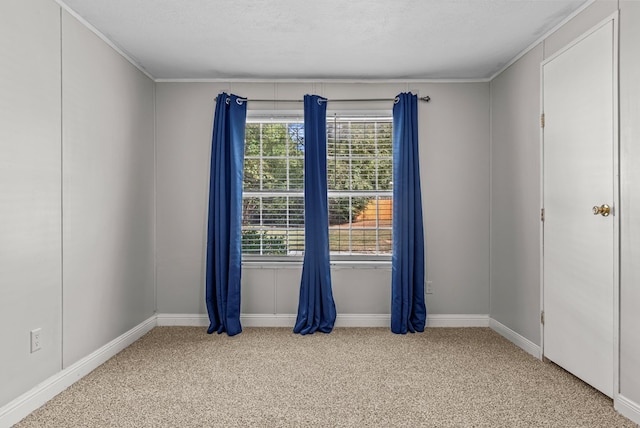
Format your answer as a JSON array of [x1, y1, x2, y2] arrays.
[[242, 114, 392, 259]]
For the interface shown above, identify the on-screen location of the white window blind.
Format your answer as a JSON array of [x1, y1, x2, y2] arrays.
[[242, 114, 393, 260], [327, 115, 393, 258], [242, 119, 305, 256]]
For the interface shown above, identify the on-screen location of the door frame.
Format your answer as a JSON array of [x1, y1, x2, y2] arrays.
[[539, 10, 620, 398]]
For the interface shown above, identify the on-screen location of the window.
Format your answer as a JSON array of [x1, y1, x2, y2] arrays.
[[242, 118, 305, 257], [326, 116, 393, 258], [242, 113, 392, 260]]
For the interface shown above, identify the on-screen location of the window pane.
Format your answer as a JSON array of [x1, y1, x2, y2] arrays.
[[241, 196, 305, 255], [351, 159, 375, 190], [350, 122, 376, 157], [243, 158, 260, 191], [376, 123, 392, 156], [327, 158, 350, 191], [244, 124, 261, 156], [328, 196, 352, 226], [328, 196, 392, 256], [378, 227, 393, 253], [288, 157, 304, 191], [327, 127, 350, 157], [241, 228, 263, 254], [261, 124, 287, 156], [329, 197, 351, 253], [377, 197, 393, 229], [242, 196, 261, 227], [261, 158, 287, 190], [378, 159, 393, 190], [287, 124, 305, 158]]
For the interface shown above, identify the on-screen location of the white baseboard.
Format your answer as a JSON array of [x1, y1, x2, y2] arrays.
[[242, 314, 297, 327], [156, 313, 388, 328], [156, 313, 301, 328], [427, 314, 490, 327], [335, 314, 390, 327], [244, 314, 391, 328], [156, 313, 209, 326], [489, 318, 541, 359], [156, 313, 490, 328], [615, 394, 640, 425], [0, 315, 156, 428]]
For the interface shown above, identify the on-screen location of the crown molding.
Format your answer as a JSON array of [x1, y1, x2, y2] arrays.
[[54, 0, 155, 81]]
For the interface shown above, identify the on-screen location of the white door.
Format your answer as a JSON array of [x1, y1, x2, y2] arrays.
[[542, 18, 617, 398]]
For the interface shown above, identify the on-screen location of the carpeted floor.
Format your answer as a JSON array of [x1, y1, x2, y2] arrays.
[[16, 327, 637, 427]]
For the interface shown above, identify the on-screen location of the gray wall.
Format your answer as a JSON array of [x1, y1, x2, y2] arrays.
[[489, 45, 543, 345], [490, 0, 640, 408], [0, 0, 62, 408], [619, 0, 640, 409], [0, 2, 155, 407], [155, 82, 490, 316], [61, 11, 156, 367]]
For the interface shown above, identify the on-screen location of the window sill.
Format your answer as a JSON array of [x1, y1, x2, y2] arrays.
[[330, 260, 391, 270], [242, 260, 391, 269]]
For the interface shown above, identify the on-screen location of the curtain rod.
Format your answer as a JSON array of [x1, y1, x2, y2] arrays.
[[215, 96, 431, 104]]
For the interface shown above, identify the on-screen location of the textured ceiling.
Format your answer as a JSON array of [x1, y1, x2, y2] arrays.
[[59, 0, 589, 80]]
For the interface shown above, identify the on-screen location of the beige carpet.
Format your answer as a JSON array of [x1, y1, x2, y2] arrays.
[[16, 327, 637, 427]]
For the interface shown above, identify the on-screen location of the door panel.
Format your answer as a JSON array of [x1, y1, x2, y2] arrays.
[[542, 19, 615, 397]]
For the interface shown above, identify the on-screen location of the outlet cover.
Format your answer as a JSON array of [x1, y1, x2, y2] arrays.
[[30, 328, 42, 353], [426, 281, 433, 294]]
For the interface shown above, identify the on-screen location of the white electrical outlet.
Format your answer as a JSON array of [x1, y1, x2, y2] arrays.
[[30, 328, 42, 353], [426, 280, 433, 294]]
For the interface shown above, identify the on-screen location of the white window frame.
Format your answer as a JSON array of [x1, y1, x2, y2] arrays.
[[242, 110, 393, 265]]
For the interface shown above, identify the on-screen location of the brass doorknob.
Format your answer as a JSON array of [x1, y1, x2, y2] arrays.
[[592, 204, 610, 217]]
